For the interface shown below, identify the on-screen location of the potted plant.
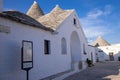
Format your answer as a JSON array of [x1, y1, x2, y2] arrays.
[[86, 58, 92, 67]]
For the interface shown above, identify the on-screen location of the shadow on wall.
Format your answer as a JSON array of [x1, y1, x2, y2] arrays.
[[0, 40, 21, 78], [114, 51, 120, 61], [97, 48, 120, 61], [97, 49, 108, 61]]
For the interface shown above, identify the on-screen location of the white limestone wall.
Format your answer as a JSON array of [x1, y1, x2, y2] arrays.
[[49, 10, 89, 80], [88, 46, 96, 63], [0, 18, 71, 80], [98, 44, 120, 61], [0, 10, 90, 80], [57, 11, 89, 71]]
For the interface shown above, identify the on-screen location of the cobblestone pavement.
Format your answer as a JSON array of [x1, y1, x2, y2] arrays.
[[63, 61, 120, 80]]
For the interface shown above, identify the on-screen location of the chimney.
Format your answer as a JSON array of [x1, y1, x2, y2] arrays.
[[0, 0, 2, 12]]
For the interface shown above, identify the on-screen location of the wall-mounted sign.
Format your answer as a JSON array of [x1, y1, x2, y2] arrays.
[[0, 25, 10, 33], [21, 40, 33, 70]]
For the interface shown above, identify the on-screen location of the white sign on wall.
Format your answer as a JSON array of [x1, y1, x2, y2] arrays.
[[21, 40, 33, 70]]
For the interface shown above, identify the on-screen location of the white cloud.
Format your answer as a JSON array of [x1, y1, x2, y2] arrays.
[[83, 26, 107, 38], [3, 8, 15, 11], [87, 9, 103, 19], [86, 5, 112, 19], [80, 5, 112, 42], [104, 5, 112, 15]]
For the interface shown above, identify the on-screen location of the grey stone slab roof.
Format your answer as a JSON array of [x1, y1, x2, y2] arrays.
[[0, 11, 54, 32], [0, 1, 74, 32], [26, 1, 74, 30]]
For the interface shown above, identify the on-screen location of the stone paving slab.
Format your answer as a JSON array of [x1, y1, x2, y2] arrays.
[[63, 61, 120, 80]]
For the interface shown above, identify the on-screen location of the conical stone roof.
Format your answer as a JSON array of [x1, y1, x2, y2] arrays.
[[27, 1, 44, 19], [92, 36, 110, 47], [37, 5, 74, 30], [26, 2, 74, 30]]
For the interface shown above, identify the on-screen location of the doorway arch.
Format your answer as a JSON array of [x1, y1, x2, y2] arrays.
[[70, 31, 82, 69]]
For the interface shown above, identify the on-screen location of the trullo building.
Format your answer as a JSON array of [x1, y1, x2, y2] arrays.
[[93, 36, 120, 61], [0, 1, 96, 80]]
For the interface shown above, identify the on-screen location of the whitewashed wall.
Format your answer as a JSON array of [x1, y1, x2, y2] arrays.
[[87, 46, 96, 64], [0, 17, 71, 80], [57, 11, 89, 71], [0, 10, 90, 80], [98, 44, 120, 61]]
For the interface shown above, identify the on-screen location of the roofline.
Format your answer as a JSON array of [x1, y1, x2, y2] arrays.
[[54, 10, 74, 31], [0, 11, 54, 32], [88, 45, 95, 47]]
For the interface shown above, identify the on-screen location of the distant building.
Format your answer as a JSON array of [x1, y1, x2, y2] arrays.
[[93, 36, 110, 47], [93, 36, 120, 61]]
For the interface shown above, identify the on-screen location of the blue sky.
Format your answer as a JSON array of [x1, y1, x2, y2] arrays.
[[3, 0, 120, 44]]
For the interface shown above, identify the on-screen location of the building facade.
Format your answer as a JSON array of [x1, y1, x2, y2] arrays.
[[0, 1, 96, 80]]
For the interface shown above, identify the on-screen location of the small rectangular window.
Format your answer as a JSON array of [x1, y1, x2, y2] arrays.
[[74, 18, 76, 25], [109, 52, 113, 56], [44, 40, 50, 55], [83, 44, 87, 55], [98, 50, 103, 52]]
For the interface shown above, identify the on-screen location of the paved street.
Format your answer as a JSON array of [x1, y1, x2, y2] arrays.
[[63, 61, 120, 80]]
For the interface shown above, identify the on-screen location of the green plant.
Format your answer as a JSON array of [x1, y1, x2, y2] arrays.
[[86, 58, 92, 67]]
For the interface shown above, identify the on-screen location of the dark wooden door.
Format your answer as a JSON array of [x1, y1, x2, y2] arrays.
[[109, 52, 114, 61]]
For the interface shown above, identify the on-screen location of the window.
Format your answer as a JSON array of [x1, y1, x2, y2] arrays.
[[109, 52, 114, 56], [73, 18, 76, 25], [83, 44, 87, 55], [61, 38, 67, 54], [44, 40, 50, 55], [98, 50, 103, 52]]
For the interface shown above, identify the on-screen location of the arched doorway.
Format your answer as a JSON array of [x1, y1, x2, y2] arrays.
[[70, 31, 82, 69]]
